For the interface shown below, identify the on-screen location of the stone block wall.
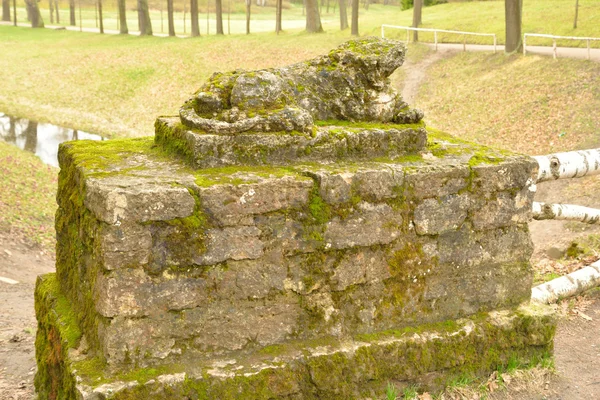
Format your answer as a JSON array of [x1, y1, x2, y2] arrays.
[[52, 131, 537, 370]]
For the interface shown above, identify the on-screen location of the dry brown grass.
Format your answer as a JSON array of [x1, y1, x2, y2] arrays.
[[416, 52, 600, 156]]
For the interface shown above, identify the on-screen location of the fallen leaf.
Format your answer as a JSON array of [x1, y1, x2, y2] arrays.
[[576, 310, 593, 321], [418, 393, 433, 400], [487, 379, 499, 393]]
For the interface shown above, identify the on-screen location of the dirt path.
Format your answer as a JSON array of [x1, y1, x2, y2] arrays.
[[0, 233, 54, 400], [401, 48, 454, 106]]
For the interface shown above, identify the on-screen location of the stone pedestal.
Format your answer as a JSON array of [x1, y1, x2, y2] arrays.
[[35, 38, 556, 400]]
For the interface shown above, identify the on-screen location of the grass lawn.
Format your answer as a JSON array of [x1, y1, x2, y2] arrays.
[[0, 141, 57, 250]]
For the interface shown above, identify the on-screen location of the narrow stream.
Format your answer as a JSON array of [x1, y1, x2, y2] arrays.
[[0, 113, 106, 168]]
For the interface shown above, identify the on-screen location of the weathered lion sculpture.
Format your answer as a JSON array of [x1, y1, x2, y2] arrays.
[[179, 37, 424, 135]]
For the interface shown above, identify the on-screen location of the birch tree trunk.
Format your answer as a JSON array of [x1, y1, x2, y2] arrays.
[[532, 202, 600, 225], [532, 262, 600, 304], [533, 148, 600, 183]]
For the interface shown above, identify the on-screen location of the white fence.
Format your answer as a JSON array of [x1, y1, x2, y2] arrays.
[[381, 24, 497, 53], [524, 33, 600, 60]]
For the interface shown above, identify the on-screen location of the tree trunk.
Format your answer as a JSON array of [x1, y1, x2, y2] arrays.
[[532, 263, 600, 304], [167, 0, 175, 35], [505, 0, 523, 54], [216, 0, 223, 34], [275, 0, 282, 34], [137, 0, 153, 35], [25, 0, 44, 27], [2, 0, 9, 22], [532, 202, 600, 224], [573, 0, 579, 29], [69, 0, 75, 25], [23, 121, 38, 153], [7, 116, 16, 142], [55, 0, 59, 23], [12, 0, 16, 26], [190, 0, 199, 36], [412, 0, 422, 42], [49, 0, 54, 23], [118, 0, 128, 34], [305, 0, 322, 32], [363, 0, 368, 10], [98, 0, 104, 33], [533, 148, 600, 182], [350, 0, 358, 35], [338, 0, 347, 30], [245, 0, 251, 34]]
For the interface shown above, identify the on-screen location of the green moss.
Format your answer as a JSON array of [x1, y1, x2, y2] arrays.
[[467, 152, 505, 167], [193, 165, 298, 187], [307, 186, 332, 225], [35, 274, 82, 348], [34, 274, 81, 400], [314, 119, 426, 131]]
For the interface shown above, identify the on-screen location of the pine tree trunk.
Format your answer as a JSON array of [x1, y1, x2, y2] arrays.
[[573, 0, 579, 29], [98, 0, 104, 33], [350, 0, 358, 35], [69, 0, 75, 25], [23, 121, 38, 153], [505, 0, 523, 53], [2, 0, 10, 22], [275, 0, 282, 34], [412, 0, 421, 42], [190, 0, 199, 36], [305, 0, 323, 32], [339, 0, 348, 30], [245, 0, 251, 34], [55, 0, 59, 23], [137, 0, 153, 35], [25, 0, 44, 27], [49, 0, 54, 23], [118, 0, 128, 34], [167, 0, 175, 35], [216, 0, 223, 34]]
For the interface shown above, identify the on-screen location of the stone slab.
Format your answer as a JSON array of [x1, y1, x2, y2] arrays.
[[34, 272, 556, 400], [155, 117, 428, 168]]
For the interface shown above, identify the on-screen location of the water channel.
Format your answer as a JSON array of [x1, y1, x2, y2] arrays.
[[0, 113, 106, 168]]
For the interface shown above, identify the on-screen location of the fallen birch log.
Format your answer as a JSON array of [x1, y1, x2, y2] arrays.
[[533, 148, 600, 183], [531, 261, 600, 304], [532, 202, 600, 224]]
